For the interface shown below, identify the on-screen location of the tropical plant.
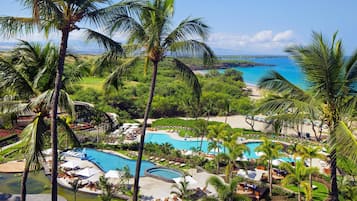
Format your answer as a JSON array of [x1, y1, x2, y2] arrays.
[[105, 1, 215, 200], [280, 160, 319, 201], [98, 176, 115, 201], [0, 1, 139, 199], [17, 91, 80, 201], [257, 32, 357, 200], [296, 145, 326, 192], [0, 41, 80, 201], [255, 137, 283, 197], [204, 176, 250, 201], [222, 138, 249, 182], [170, 177, 194, 201], [68, 178, 85, 201]]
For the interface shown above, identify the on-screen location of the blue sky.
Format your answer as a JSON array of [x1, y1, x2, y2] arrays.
[[0, 0, 356, 55]]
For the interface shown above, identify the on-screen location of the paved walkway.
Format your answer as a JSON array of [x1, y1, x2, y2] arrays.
[[135, 168, 219, 200]]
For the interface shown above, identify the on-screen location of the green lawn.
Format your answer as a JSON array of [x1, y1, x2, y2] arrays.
[[286, 181, 329, 201], [76, 77, 105, 91]]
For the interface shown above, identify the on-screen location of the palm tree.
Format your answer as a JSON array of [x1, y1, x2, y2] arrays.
[[0, 2, 138, 200], [205, 176, 250, 201], [170, 177, 194, 201], [105, 1, 215, 200], [0, 41, 79, 201], [280, 160, 319, 201], [98, 176, 115, 201], [257, 32, 357, 200], [296, 144, 326, 193], [255, 137, 283, 197]]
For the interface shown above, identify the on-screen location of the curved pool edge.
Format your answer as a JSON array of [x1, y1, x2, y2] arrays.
[[144, 167, 184, 183]]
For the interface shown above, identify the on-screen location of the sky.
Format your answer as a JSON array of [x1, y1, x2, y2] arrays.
[[0, 0, 356, 55]]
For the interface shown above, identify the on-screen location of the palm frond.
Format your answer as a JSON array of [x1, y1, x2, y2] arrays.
[[172, 59, 201, 101], [332, 121, 357, 164], [57, 118, 80, 147], [0, 17, 36, 37], [87, 0, 144, 28], [30, 89, 75, 118], [0, 57, 36, 97], [344, 49, 357, 88], [286, 32, 344, 99], [0, 101, 31, 115], [169, 40, 216, 65], [163, 17, 209, 47], [104, 57, 139, 91], [21, 115, 47, 170], [84, 28, 124, 55], [258, 71, 308, 99], [106, 9, 145, 39]]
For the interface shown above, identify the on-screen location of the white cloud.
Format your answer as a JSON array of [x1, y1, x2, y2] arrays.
[[208, 29, 298, 54], [273, 30, 294, 42], [0, 28, 298, 54]]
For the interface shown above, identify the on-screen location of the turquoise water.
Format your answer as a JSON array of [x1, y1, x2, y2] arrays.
[[213, 57, 307, 88], [145, 133, 223, 153], [242, 142, 261, 159], [147, 168, 183, 179], [146, 133, 295, 162], [76, 148, 155, 176]]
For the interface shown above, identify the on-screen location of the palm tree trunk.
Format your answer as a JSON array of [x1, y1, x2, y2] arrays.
[[297, 186, 301, 201], [51, 28, 70, 201], [330, 148, 338, 201], [269, 160, 272, 197], [132, 61, 158, 201], [199, 134, 204, 152], [21, 164, 30, 201], [309, 158, 313, 201]]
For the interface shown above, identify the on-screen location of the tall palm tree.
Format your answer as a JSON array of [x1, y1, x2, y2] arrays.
[[106, 1, 215, 200], [296, 144, 326, 194], [18, 90, 79, 201], [0, 41, 80, 201], [0, 1, 138, 200], [205, 176, 250, 201], [257, 32, 357, 200], [280, 160, 319, 201], [255, 137, 283, 197]]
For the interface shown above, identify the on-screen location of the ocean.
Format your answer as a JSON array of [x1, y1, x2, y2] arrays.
[[203, 56, 308, 88]]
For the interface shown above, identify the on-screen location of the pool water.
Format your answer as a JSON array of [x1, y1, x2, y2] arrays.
[[75, 148, 155, 176], [242, 142, 262, 159], [147, 168, 183, 179], [146, 133, 295, 162], [145, 132, 223, 153]]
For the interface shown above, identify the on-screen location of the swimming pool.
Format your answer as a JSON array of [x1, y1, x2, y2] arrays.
[[145, 132, 223, 153], [146, 133, 294, 162], [75, 148, 155, 176], [145, 167, 184, 183]]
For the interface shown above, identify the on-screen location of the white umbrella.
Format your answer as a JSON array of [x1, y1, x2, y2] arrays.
[[42, 148, 53, 156], [236, 156, 248, 161], [60, 161, 80, 169], [173, 176, 198, 188], [105, 170, 123, 179], [255, 152, 264, 157], [272, 159, 281, 166], [76, 167, 99, 177], [184, 150, 193, 156]]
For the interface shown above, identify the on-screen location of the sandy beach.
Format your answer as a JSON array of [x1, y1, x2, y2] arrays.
[[245, 83, 262, 100]]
